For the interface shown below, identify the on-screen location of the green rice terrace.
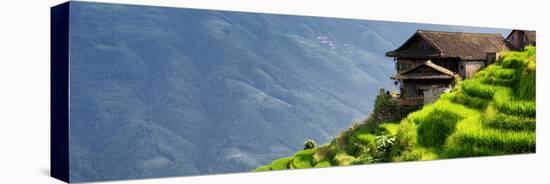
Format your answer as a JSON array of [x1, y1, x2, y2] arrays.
[[254, 46, 536, 171]]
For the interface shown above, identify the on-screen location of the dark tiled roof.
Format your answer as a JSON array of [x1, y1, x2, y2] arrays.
[[387, 30, 508, 60]]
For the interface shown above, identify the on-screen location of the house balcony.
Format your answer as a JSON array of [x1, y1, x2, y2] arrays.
[[399, 96, 424, 106]]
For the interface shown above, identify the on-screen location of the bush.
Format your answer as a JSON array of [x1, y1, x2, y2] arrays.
[[313, 145, 333, 163], [375, 134, 397, 161], [368, 88, 420, 125], [304, 139, 316, 150]]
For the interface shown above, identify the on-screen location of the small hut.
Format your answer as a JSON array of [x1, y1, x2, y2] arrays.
[[506, 29, 536, 50]]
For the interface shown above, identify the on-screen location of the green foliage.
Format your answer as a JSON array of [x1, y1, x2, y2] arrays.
[[291, 149, 316, 169], [394, 119, 418, 154], [349, 155, 374, 165], [355, 132, 376, 145], [376, 135, 396, 152], [417, 109, 462, 147], [312, 145, 333, 163], [448, 91, 489, 109], [378, 123, 400, 135], [375, 134, 397, 161], [304, 139, 316, 150], [254, 47, 536, 172], [462, 80, 502, 99], [517, 69, 535, 100], [494, 89, 536, 117], [393, 147, 438, 161], [368, 88, 420, 125], [271, 157, 293, 170], [485, 107, 535, 131], [477, 66, 517, 87], [314, 160, 332, 168], [254, 165, 271, 171], [333, 152, 355, 166]]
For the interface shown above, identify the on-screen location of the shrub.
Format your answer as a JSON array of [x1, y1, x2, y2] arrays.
[[368, 88, 421, 125], [375, 134, 397, 161], [313, 145, 333, 163], [304, 139, 316, 150]]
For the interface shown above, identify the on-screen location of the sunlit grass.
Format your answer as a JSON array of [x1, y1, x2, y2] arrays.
[[254, 47, 536, 171], [290, 149, 316, 169]]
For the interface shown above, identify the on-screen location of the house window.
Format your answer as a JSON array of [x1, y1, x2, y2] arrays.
[[399, 62, 412, 71]]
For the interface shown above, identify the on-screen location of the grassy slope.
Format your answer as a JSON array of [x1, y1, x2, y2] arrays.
[[255, 46, 536, 171]]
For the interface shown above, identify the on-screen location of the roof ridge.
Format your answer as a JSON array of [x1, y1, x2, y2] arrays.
[[417, 29, 503, 36]]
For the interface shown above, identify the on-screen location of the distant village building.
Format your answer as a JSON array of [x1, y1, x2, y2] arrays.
[[506, 30, 536, 50], [386, 29, 535, 106]]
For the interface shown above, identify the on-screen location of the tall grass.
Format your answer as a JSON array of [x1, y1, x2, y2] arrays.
[[417, 109, 462, 147], [494, 89, 536, 117], [447, 90, 489, 109], [517, 70, 535, 100], [462, 80, 503, 99]]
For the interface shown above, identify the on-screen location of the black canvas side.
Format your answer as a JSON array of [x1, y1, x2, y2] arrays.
[[51, 2, 70, 183]]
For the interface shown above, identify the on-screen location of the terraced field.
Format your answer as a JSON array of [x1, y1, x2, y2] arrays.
[[255, 46, 536, 171]]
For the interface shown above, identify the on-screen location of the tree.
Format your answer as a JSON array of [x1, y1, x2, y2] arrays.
[[303, 139, 316, 150]]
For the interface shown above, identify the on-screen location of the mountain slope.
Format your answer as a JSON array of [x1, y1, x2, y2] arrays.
[[255, 47, 536, 170], [67, 2, 510, 182]]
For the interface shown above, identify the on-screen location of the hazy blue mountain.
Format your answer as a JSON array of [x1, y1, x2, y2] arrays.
[[67, 2, 510, 182]]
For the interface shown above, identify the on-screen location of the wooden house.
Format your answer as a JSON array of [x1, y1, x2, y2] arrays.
[[506, 30, 536, 50], [386, 30, 509, 105]]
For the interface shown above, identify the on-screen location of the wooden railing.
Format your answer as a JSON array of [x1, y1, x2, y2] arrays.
[[399, 96, 424, 106]]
